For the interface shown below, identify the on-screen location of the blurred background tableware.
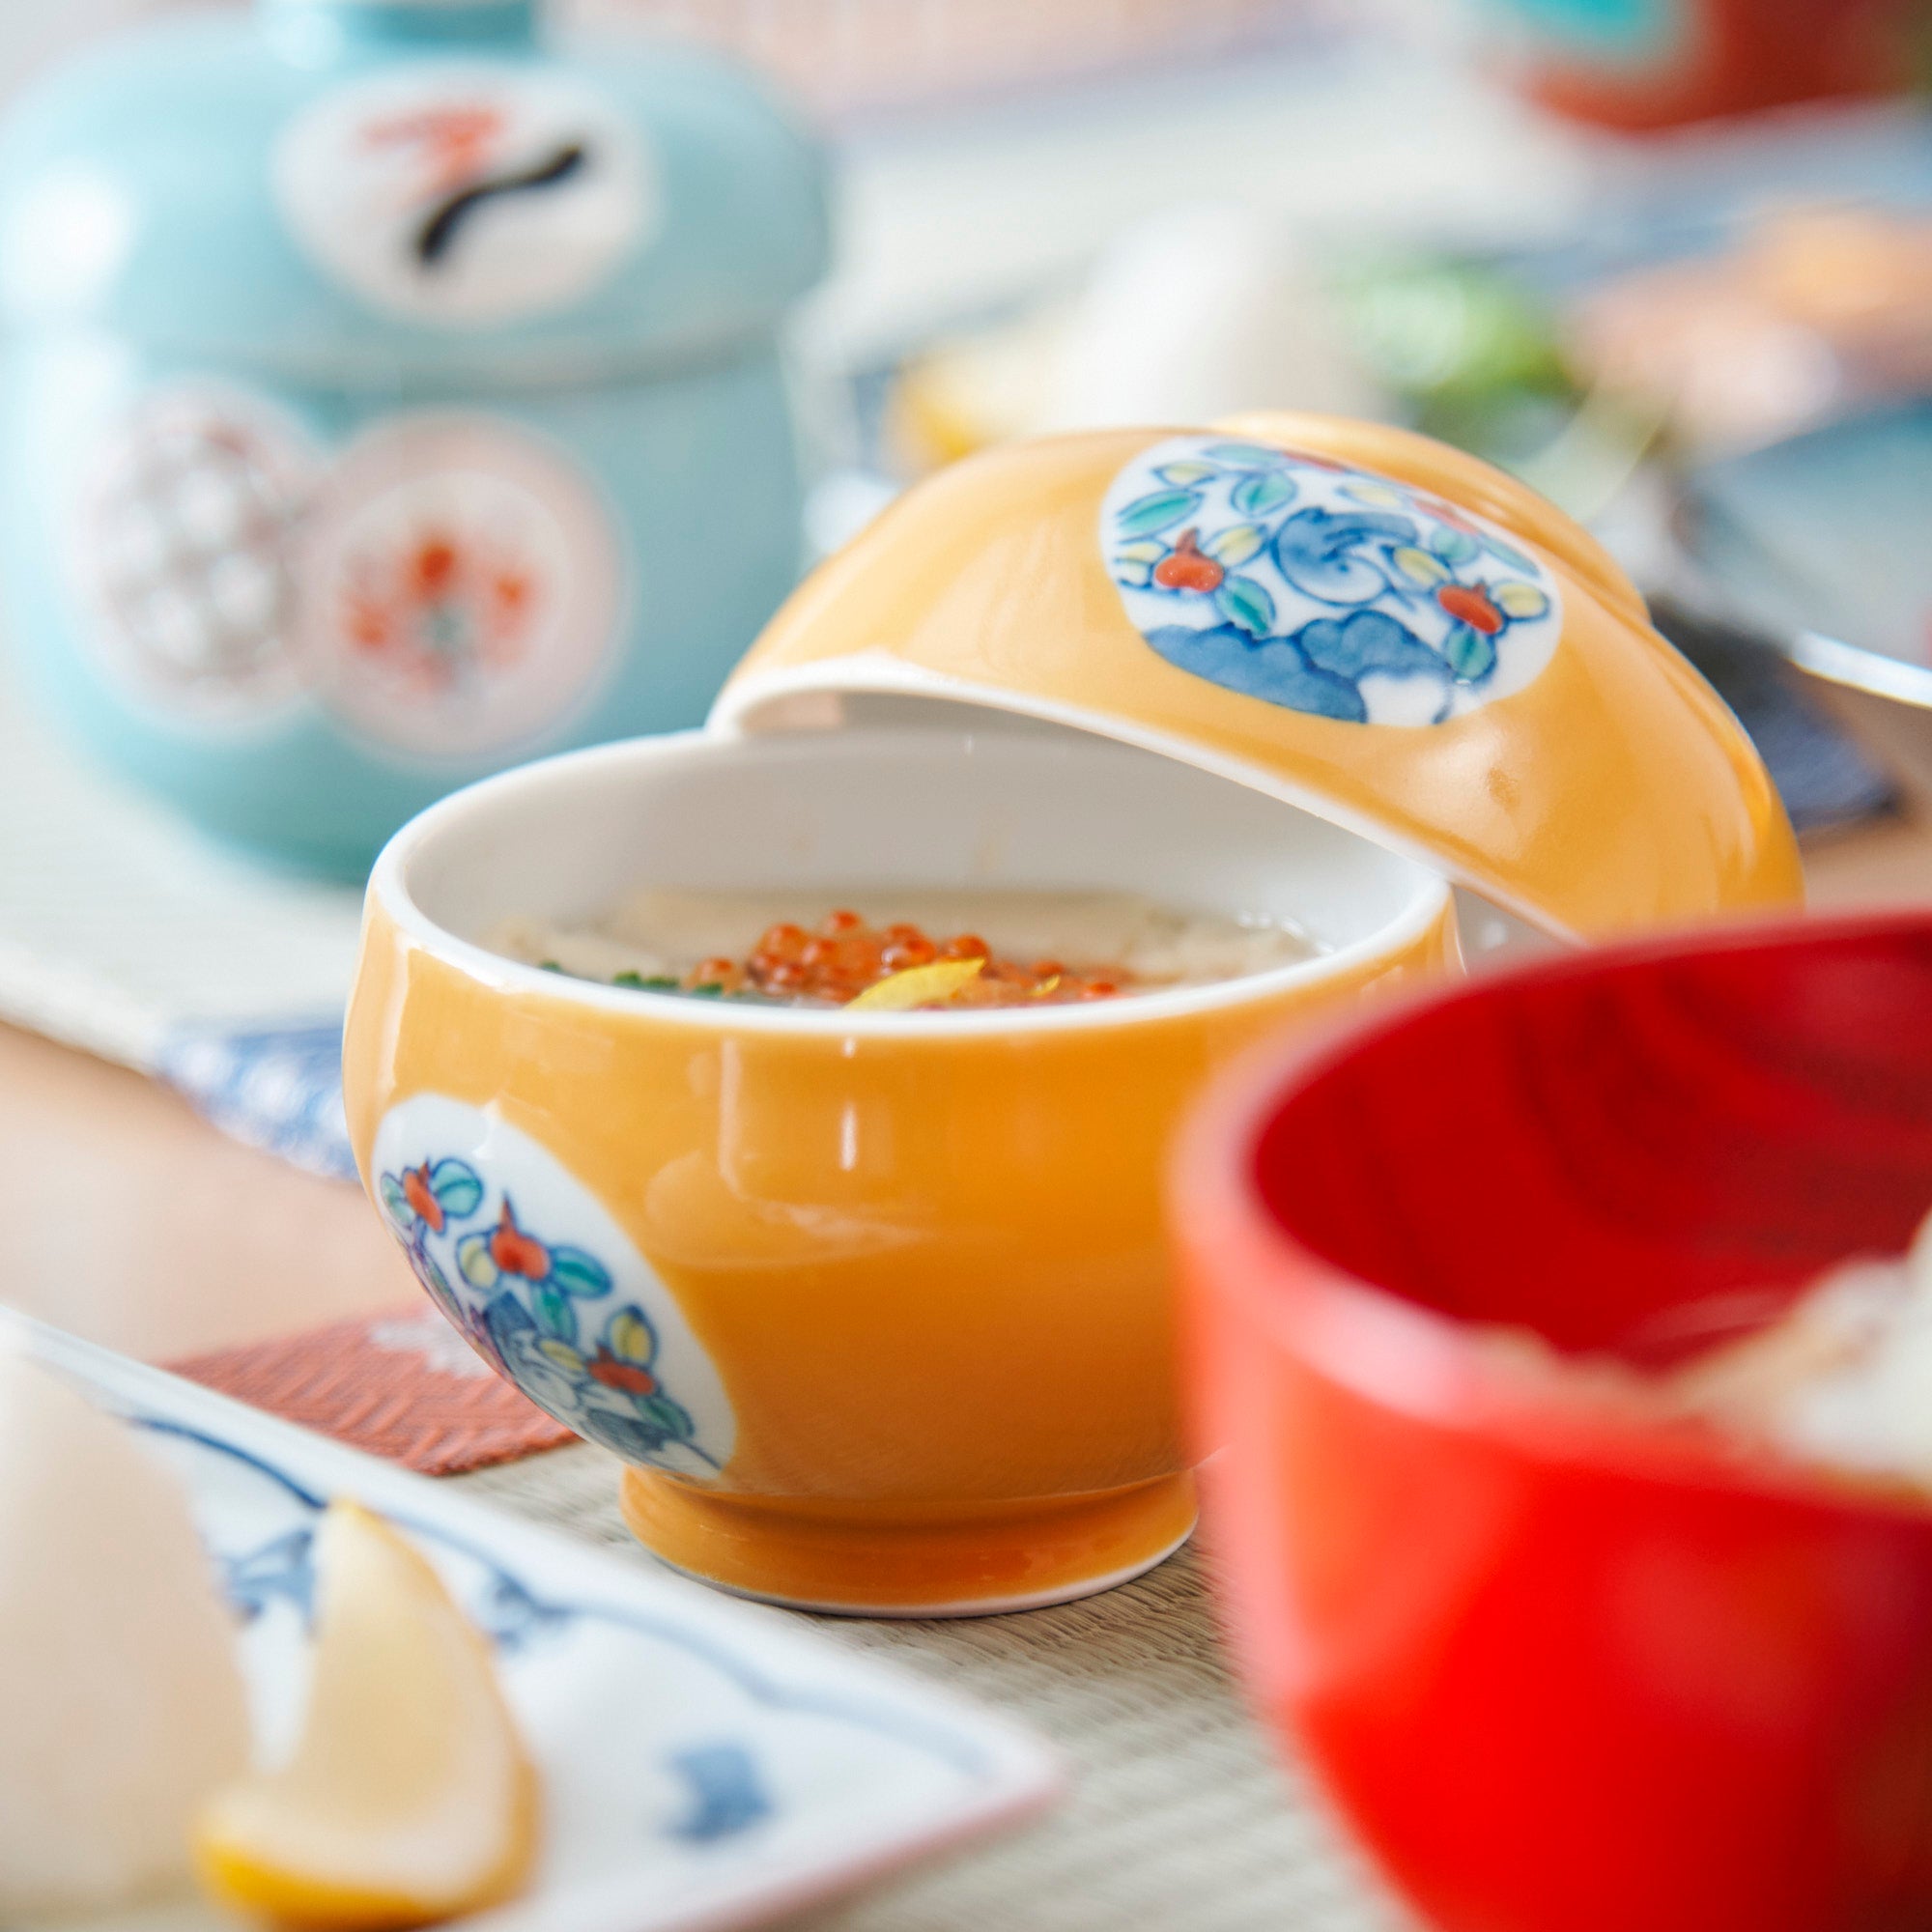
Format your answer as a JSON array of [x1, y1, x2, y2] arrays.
[[0, 0, 828, 877], [1481, 0, 1926, 130], [1671, 403, 1932, 817], [609, 0, 1349, 121], [1176, 910, 1932, 1932]]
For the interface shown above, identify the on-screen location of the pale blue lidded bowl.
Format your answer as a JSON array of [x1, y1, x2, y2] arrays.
[[0, 0, 830, 875]]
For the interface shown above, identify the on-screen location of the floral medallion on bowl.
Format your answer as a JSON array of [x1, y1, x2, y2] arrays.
[[1101, 434, 1563, 726], [371, 1095, 734, 1476]]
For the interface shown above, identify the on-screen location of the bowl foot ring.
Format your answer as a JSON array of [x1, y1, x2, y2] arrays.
[[618, 1467, 1198, 1617]]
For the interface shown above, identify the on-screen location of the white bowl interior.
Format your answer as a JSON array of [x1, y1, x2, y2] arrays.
[[393, 713, 1443, 971]]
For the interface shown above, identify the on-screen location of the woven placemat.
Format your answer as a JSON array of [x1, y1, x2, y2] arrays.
[[453, 1444, 1408, 1932]]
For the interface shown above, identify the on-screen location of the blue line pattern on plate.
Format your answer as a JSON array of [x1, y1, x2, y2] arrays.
[[226, 1526, 318, 1625], [137, 1416, 995, 1781], [666, 1744, 775, 1843]]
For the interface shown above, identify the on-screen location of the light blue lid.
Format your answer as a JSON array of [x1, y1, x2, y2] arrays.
[[0, 0, 829, 384]]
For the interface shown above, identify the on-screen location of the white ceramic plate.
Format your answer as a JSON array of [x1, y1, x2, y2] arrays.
[[17, 1317, 1064, 1932]]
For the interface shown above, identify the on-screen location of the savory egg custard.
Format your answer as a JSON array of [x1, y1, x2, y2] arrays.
[[496, 889, 1323, 1011]]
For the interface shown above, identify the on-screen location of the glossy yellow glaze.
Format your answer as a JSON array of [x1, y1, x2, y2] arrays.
[[717, 416, 1803, 940], [344, 895, 1458, 1610]]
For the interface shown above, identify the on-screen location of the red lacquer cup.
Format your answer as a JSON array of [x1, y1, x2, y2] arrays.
[[1174, 913, 1932, 1932]]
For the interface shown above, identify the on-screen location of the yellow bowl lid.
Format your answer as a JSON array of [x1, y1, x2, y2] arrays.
[[712, 412, 1802, 940]]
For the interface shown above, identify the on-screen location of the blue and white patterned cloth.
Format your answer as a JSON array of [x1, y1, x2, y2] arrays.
[[158, 1019, 356, 1183]]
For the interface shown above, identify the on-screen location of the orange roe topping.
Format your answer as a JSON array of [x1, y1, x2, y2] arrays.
[[684, 954, 745, 993], [725, 911, 1138, 1008]]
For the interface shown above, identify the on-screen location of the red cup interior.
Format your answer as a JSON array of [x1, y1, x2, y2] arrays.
[[1257, 915, 1932, 1365], [1177, 913, 1932, 1932]]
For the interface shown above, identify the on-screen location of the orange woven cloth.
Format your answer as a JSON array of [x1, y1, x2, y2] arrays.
[[169, 1308, 575, 1475]]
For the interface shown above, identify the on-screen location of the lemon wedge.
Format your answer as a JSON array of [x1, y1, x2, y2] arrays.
[[845, 956, 985, 1011], [195, 1501, 538, 1931]]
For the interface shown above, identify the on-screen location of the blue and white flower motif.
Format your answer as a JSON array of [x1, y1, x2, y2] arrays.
[[1102, 436, 1563, 726], [371, 1098, 735, 1477]]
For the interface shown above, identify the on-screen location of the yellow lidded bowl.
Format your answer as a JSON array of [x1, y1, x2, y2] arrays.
[[344, 414, 1800, 1615]]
